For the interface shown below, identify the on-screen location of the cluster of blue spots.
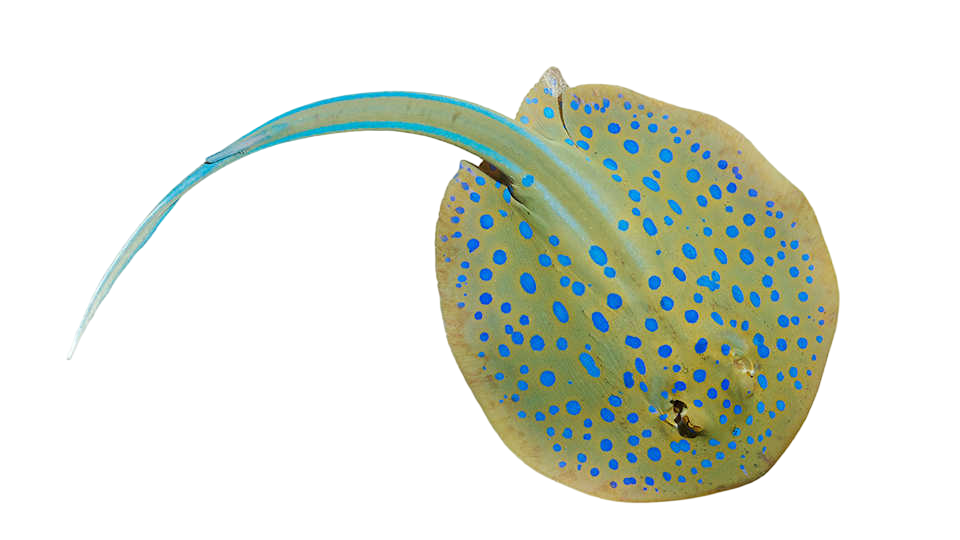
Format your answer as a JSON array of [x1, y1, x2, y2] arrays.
[[435, 95, 824, 495]]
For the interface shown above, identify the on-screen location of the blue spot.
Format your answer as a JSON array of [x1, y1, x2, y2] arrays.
[[607, 293, 623, 310], [518, 221, 533, 238], [726, 226, 740, 238], [479, 268, 492, 281], [579, 126, 593, 138], [479, 292, 492, 305], [758, 374, 768, 388], [589, 245, 608, 265], [673, 267, 687, 282], [530, 335, 545, 351], [635, 358, 647, 375], [714, 248, 728, 264], [600, 408, 615, 422], [492, 250, 507, 265], [659, 148, 673, 163], [566, 400, 582, 415], [543, 107, 554, 118], [647, 447, 662, 461], [643, 177, 661, 192], [608, 122, 621, 133], [540, 371, 556, 387], [553, 301, 569, 323], [685, 310, 699, 323], [618, 219, 629, 231], [520, 273, 537, 294], [658, 345, 673, 358], [480, 215, 493, 229], [592, 312, 610, 333], [687, 169, 701, 183], [693, 369, 706, 382], [521, 175, 534, 187], [732, 285, 744, 303], [682, 243, 697, 259], [764, 226, 776, 238], [695, 338, 708, 353], [660, 296, 674, 311], [649, 275, 662, 290], [643, 218, 658, 236], [624, 140, 639, 154], [467, 238, 479, 252], [603, 158, 618, 170], [740, 249, 755, 265], [579, 352, 601, 377]]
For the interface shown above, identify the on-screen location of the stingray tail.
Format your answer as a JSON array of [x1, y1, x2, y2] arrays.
[[68, 91, 566, 359]]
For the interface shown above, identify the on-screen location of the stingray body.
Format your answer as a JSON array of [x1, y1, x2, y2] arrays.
[[71, 68, 839, 502]]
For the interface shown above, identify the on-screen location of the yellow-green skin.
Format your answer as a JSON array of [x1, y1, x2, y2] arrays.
[[71, 67, 837, 503], [435, 69, 837, 501]]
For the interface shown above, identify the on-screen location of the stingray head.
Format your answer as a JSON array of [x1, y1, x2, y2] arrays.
[[434, 68, 838, 501]]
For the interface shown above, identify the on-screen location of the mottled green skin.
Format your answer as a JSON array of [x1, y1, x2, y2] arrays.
[[71, 66, 837, 503], [435, 69, 838, 501]]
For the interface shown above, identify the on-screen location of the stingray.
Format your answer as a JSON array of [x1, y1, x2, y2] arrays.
[[70, 67, 839, 501]]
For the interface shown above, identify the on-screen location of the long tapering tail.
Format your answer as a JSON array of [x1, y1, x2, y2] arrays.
[[68, 91, 566, 359]]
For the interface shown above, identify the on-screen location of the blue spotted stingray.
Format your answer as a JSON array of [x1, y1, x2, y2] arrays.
[[71, 68, 839, 501]]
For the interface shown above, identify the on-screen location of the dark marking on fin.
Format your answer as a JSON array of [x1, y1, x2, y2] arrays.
[[479, 160, 524, 205]]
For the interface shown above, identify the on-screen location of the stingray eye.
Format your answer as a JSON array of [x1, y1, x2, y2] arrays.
[[670, 400, 686, 414], [677, 417, 704, 439]]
